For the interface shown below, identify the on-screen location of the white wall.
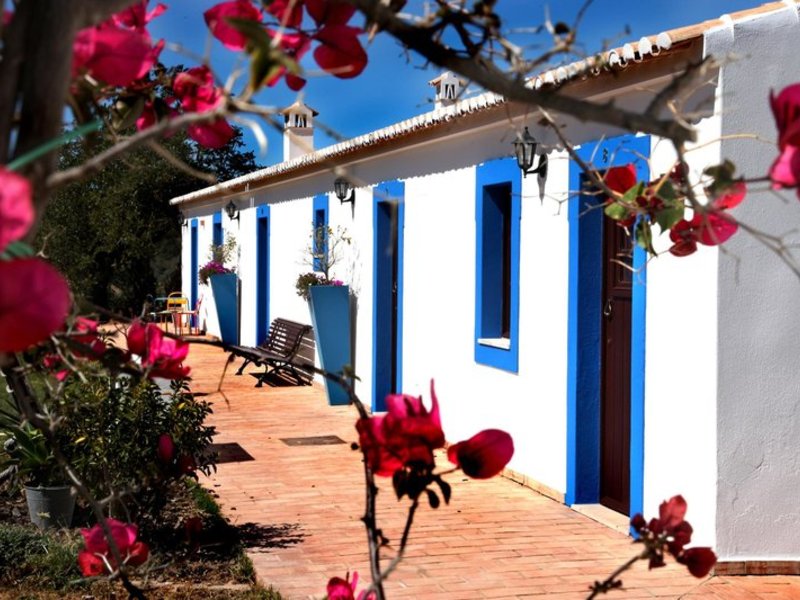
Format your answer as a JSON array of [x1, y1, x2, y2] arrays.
[[643, 120, 721, 548], [710, 6, 800, 561]]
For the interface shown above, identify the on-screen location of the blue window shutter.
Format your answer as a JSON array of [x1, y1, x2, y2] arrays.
[[212, 211, 223, 246], [313, 195, 329, 273]]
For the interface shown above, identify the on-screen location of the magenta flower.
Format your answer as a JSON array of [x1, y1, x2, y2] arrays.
[[157, 433, 175, 464], [112, 0, 167, 31], [127, 320, 191, 380], [313, 25, 368, 79], [78, 519, 149, 576], [204, 0, 262, 51], [173, 66, 234, 148], [447, 429, 514, 479], [327, 571, 374, 600], [73, 24, 163, 87], [0, 168, 33, 253], [770, 83, 800, 191]]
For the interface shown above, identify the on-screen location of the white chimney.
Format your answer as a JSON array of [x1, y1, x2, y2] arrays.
[[281, 100, 317, 161], [429, 71, 463, 109]]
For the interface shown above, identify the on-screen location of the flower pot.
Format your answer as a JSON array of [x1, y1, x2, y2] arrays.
[[25, 485, 75, 529], [308, 285, 352, 406], [209, 272, 239, 344]]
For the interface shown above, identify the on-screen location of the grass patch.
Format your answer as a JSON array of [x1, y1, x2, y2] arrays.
[[0, 524, 84, 590]]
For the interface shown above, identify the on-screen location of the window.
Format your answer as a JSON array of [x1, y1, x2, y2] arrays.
[[212, 211, 223, 247], [312, 195, 328, 273], [475, 158, 520, 372]]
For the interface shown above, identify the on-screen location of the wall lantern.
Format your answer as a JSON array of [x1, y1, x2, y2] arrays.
[[225, 200, 239, 221], [513, 127, 548, 179], [334, 177, 355, 205]]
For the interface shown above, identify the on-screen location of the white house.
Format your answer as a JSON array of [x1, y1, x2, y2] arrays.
[[171, 1, 800, 573]]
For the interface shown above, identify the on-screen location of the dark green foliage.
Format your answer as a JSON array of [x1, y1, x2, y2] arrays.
[[39, 129, 260, 315]]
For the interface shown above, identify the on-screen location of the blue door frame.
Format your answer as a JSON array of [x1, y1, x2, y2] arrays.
[[372, 181, 405, 412], [565, 135, 649, 520], [256, 205, 270, 343], [190, 219, 198, 322]]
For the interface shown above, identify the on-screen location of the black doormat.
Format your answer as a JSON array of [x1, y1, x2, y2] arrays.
[[280, 435, 346, 446], [209, 442, 255, 463]]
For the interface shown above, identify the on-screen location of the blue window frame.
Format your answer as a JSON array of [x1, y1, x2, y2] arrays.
[[475, 157, 521, 373], [212, 211, 223, 247], [312, 195, 328, 273], [190, 219, 198, 315]]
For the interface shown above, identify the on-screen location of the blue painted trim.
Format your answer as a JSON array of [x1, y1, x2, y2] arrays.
[[372, 181, 405, 412], [256, 205, 270, 343], [474, 157, 521, 373], [190, 219, 198, 323], [212, 211, 223, 246], [565, 134, 649, 516], [313, 195, 329, 272]]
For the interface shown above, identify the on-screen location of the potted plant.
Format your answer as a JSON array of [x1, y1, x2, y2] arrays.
[[199, 236, 239, 344], [0, 414, 75, 529], [296, 224, 353, 405]]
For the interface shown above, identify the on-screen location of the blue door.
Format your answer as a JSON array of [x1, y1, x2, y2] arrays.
[[256, 205, 270, 343], [190, 219, 198, 323], [372, 181, 405, 412]]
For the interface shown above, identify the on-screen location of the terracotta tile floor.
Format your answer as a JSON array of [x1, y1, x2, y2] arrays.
[[188, 344, 800, 600]]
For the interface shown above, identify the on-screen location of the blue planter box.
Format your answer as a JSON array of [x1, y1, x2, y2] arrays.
[[308, 285, 351, 405], [209, 273, 239, 345]]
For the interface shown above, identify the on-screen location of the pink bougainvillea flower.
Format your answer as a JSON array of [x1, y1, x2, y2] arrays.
[[770, 143, 800, 189], [0, 168, 34, 253], [356, 380, 444, 476], [306, 0, 357, 27], [266, 0, 304, 28], [327, 571, 374, 600], [711, 181, 747, 210], [177, 454, 197, 475], [668, 211, 738, 257], [0, 259, 71, 353], [42, 354, 70, 382], [112, 0, 167, 31], [73, 25, 162, 87], [174, 66, 223, 112], [313, 25, 368, 79], [264, 30, 311, 90], [78, 519, 149, 575], [285, 74, 307, 91], [2, 10, 12, 26], [204, 0, 262, 51], [68, 317, 107, 358], [187, 118, 235, 149], [678, 547, 717, 578], [127, 320, 191, 380], [447, 429, 514, 479], [769, 84, 800, 191], [157, 433, 175, 463]]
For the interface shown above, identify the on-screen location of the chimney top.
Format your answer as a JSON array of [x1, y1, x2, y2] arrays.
[[281, 100, 317, 161], [429, 71, 464, 109]]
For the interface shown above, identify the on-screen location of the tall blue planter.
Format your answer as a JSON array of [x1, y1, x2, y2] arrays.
[[308, 285, 351, 405], [209, 273, 239, 345]]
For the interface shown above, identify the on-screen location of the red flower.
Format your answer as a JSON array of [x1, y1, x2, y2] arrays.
[[78, 519, 149, 576], [0, 168, 33, 253], [157, 433, 175, 463], [73, 25, 162, 87], [447, 429, 514, 479], [42, 354, 70, 382], [112, 0, 167, 31], [177, 454, 197, 475], [356, 380, 444, 476], [327, 571, 373, 600], [266, 0, 304, 28], [313, 25, 368, 79], [127, 320, 191, 380], [265, 30, 311, 90], [204, 0, 263, 51], [770, 84, 800, 191], [188, 118, 235, 149], [604, 164, 638, 195], [711, 181, 747, 210], [306, 0, 356, 27], [69, 317, 107, 358], [668, 211, 738, 257], [0, 259, 71, 353], [678, 547, 717, 578]]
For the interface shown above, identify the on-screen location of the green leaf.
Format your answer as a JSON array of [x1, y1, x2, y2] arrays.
[[604, 202, 631, 221], [621, 182, 645, 204], [0, 241, 35, 260], [635, 220, 656, 255], [654, 205, 685, 232], [656, 179, 678, 204]]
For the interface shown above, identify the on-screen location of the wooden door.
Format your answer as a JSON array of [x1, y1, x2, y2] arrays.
[[599, 215, 633, 514]]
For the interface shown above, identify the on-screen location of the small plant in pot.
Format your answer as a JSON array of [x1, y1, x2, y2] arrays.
[[0, 415, 75, 529]]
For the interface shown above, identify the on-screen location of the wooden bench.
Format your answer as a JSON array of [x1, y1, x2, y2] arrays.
[[228, 318, 314, 387]]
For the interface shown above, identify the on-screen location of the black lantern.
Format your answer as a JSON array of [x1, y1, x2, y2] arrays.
[[225, 200, 239, 221], [513, 127, 548, 179], [334, 177, 355, 205], [178, 209, 188, 227]]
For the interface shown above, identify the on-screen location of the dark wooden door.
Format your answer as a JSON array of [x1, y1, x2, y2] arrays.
[[599, 215, 632, 514]]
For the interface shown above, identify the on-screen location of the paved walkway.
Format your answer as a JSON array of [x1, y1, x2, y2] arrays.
[[190, 344, 800, 599]]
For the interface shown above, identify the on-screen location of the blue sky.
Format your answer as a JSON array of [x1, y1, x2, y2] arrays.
[[149, 0, 765, 166]]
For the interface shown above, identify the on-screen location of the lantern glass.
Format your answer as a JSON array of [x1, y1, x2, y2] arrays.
[[334, 177, 351, 201], [225, 200, 238, 220], [513, 127, 538, 172]]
